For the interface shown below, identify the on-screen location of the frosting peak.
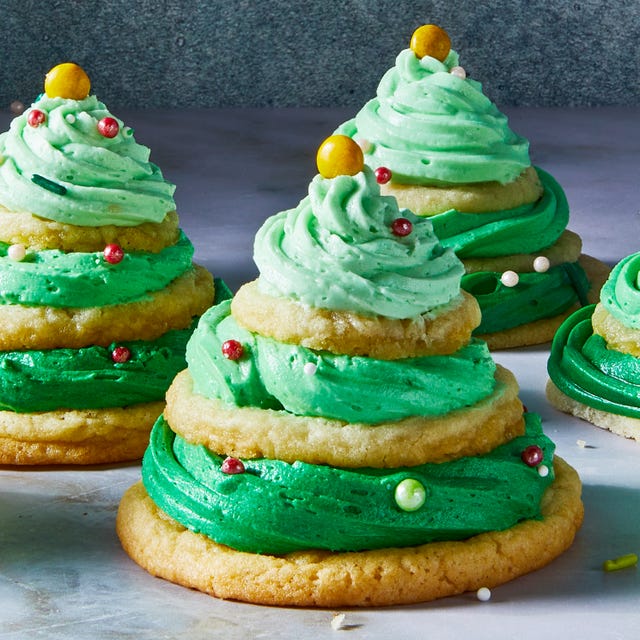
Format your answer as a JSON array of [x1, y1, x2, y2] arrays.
[[0, 93, 176, 226], [338, 48, 531, 186], [254, 166, 465, 319]]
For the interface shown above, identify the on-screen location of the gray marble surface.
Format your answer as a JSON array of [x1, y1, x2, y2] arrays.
[[1, 105, 640, 638], [1, 0, 639, 108]]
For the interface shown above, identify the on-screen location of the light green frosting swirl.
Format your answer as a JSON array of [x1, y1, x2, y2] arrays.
[[186, 299, 497, 424], [0, 94, 175, 225], [254, 166, 464, 319], [0, 231, 194, 307], [599, 252, 640, 329], [337, 48, 530, 185]]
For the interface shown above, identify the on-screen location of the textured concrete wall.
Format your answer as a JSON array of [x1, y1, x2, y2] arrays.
[[1, 0, 638, 109]]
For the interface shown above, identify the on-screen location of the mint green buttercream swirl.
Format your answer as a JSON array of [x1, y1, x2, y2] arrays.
[[431, 169, 568, 257], [463, 262, 590, 335], [186, 299, 497, 424], [254, 167, 464, 319], [0, 324, 194, 412], [337, 48, 530, 185], [599, 252, 640, 329], [548, 304, 640, 418], [142, 413, 554, 554], [0, 231, 194, 307], [0, 94, 175, 225]]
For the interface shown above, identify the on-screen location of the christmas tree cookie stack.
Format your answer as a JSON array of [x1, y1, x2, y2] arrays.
[[118, 136, 583, 607], [338, 24, 609, 348], [548, 252, 640, 441], [0, 63, 214, 465]]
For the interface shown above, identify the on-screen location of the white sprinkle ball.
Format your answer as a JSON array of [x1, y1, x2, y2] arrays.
[[500, 270, 519, 287], [450, 65, 467, 79], [7, 244, 26, 262], [65, 114, 76, 124], [10, 100, 25, 115], [476, 587, 492, 602], [331, 613, 347, 630], [577, 439, 587, 448], [537, 464, 550, 478], [303, 362, 318, 376], [533, 256, 550, 273], [355, 137, 372, 153]]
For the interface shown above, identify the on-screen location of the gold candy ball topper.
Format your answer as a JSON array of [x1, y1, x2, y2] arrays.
[[44, 62, 91, 100], [410, 24, 451, 62], [316, 135, 365, 179]]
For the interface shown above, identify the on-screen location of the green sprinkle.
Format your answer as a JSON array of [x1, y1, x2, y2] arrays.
[[31, 174, 67, 195], [394, 478, 426, 512], [603, 553, 638, 572]]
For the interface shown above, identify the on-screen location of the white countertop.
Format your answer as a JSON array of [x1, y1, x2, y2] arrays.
[[1, 106, 639, 639]]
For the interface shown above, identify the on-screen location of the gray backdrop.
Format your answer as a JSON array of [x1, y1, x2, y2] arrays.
[[1, 0, 639, 109]]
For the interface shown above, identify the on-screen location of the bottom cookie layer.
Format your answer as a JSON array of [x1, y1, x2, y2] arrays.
[[0, 401, 164, 465], [117, 457, 583, 607], [546, 379, 640, 441]]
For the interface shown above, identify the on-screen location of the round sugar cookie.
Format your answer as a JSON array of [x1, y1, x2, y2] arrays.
[[381, 166, 543, 216], [546, 379, 640, 441], [0, 400, 164, 465], [462, 230, 582, 275], [478, 254, 610, 350], [591, 303, 640, 357], [0, 206, 180, 253], [0, 264, 213, 350], [116, 457, 583, 607], [232, 282, 480, 360], [165, 365, 524, 467]]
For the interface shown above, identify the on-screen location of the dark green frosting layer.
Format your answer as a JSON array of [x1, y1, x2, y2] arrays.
[[142, 413, 555, 555], [0, 324, 195, 412], [548, 304, 640, 418], [463, 262, 590, 335]]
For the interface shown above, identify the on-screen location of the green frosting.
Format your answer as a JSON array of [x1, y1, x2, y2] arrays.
[[599, 252, 640, 329], [142, 413, 554, 555], [0, 324, 194, 412], [431, 169, 568, 258], [254, 166, 464, 319], [0, 94, 175, 225], [0, 231, 194, 307], [186, 299, 497, 424], [548, 304, 640, 418], [463, 262, 590, 335], [337, 48, 530, 186]]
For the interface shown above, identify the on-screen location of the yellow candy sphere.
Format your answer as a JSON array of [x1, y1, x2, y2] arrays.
[[410, 24, 451, 62], [44, 63, 91, 100], [316, 135, 364, 178]]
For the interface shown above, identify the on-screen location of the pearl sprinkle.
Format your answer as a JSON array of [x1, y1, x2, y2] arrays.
[[537, 464, 550, 478], [7, 244, 26, 261], [476, 587, 492, 602], [533, 256, 550, 273], [450, 66, 467, 79], [355, 137, 372, 153], [500, 270, 519, 287], [303, 362, 318, 376]]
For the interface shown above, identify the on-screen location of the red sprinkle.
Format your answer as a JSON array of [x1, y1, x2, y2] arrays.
[[222, 339, 244, 360], [221, 457, 245, 474], [27, 109, 46, 127], [391, 217, 413, 237], [521, 445, 544, 467], [111, 346, 131, 363], [375, 166, 392, 184], [98, 116, 120, 138], [103, 243, 124, 264]]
